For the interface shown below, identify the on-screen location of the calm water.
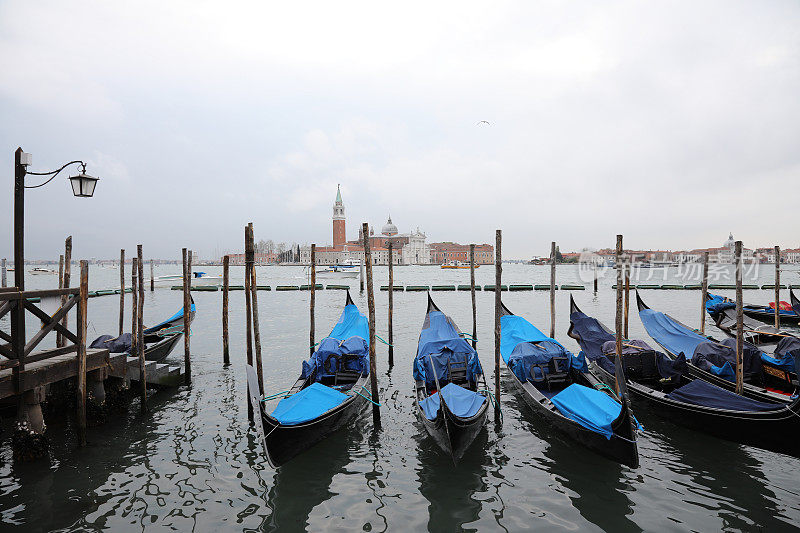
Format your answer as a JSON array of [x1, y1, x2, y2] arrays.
[[1, 263, 799, 532]]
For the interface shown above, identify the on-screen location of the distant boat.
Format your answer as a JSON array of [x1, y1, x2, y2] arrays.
[[29, 267, 57, 275], [441, 261, 478, 269], [149, 271, 222, 288], [315, 265, 360, 279]]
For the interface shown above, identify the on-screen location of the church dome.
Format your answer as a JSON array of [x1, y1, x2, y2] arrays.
[[381, 216, 398, 236]]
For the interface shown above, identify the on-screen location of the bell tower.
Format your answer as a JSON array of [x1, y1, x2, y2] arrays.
[[333, 184, 346, 248]]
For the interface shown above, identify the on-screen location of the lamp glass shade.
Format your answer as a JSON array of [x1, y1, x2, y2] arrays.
[[69, 173, 98, 197]]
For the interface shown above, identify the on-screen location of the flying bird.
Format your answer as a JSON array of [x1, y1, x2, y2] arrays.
[[477, 120, 491, 126]]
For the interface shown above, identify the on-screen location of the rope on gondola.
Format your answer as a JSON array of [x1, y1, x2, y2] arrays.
[[356, 385, 381, 406], [375, 335, 393, 347], [477, 388, 502, 422], [260, 390, 290, 402]]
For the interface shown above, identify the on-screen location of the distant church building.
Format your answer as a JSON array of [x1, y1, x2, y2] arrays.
[[300, 186, 432, 265]]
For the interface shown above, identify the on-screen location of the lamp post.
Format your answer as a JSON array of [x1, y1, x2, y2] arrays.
[[13, 147, 99, 291]]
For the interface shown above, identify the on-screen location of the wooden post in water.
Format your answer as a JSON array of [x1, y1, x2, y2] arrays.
[[387, 241, 394, 367], [614, 235, 624, 396], [119, 249, 125, 336], [137, 245, 147, 411], [248, 224, 264, 394], [61, 236, 72, 347], [244, 228, 254, 421], [735, 241, 744, 395], [774, 245, 780, 329], [359, 259, 365, 292], [470, 244, 477, 350], [494, 230, 502, 418], [593, 262, 598, 294], [700, 251, 709, 334], [1, 258, 5, 287], [76, 260, 89, 446], [131, 258, 138, 356], [310, 244, 316, 357], [222, 255, 230, 365], [57, 254, 64, 347], [183, 248, 192, 385], [150, 259, 154, 291], [623, 255, 630, 339], [549, 241, 556, 338], [362, 222, 381, 428]]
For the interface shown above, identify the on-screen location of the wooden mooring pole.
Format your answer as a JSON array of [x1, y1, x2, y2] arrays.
[[623, 255, 630, 339], [248, 224, 264, 394], [1, 258, 5, 287], [131, 257, 138, 357], [244, 228, 254, 421], [183, 248, 192, 385], [61, 236, 72, 347], [700, 251, 709, 334], [549, 241, 556, 338], [593, 262, 598, 294], [137, 245, 147, 411], [360, 259, 365, 293], [494, 230, 502, 418], [150, 259, 155, 291], [222, 254, 230, 365], [614, 235, 624, 396], [57, 254, 64, 347], [470, 244, 477, 350], [363, 222, 381, 428], [310, 244, 316, 357], [735, 241, 744, 395], [774, 245, 780, 329], [388, 241, 394, 367], [76, 260, 89, 446], [119, 249, 125, 336]]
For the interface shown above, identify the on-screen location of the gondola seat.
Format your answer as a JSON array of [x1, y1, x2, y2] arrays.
[[544, 356, 570, 390], [448, 360, 468, 385], [621, 351, 660, 381]]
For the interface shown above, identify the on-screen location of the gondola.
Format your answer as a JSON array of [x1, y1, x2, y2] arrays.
[[499, 301, 639, 468], [413, 294, 489, 463], [569, 296, 800, 459], [735, 293, 800, 326], [637, 292, 798, 401], [89, 297, 195, 362], [790, 288, 800, 319], [247, 291, 371, 468]]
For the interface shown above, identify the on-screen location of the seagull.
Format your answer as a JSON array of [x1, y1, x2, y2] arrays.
[[477, 120, 491, 126]]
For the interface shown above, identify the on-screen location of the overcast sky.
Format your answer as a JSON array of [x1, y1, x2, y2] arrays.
[[1, 1, 798, 260]]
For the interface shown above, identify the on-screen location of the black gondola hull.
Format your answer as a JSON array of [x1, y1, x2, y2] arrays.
[[415, 382, 489, 462], [590, 361, 800, 458], [260, 375, 369, 468]]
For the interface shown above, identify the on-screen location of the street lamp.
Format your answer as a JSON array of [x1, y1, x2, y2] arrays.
[[13, 147, 100, 291]]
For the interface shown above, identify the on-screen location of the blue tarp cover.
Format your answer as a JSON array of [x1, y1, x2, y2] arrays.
[[300, 302, 370, 382], [414, 311, 482, 386], [705, 294, 735, 316], [144, 303, 196, 334], [500, 314, 586, 381], [666, 379, 784, 412], [90, 333, 132, 353], [692, 339, 763, 381], [550, 384, 623, 439], [765, 336, 800, 372], [329, 303, 370, 341], [418, 382, 487, 420], [640, 308, 708, 357], [270, 382, 350, 424]]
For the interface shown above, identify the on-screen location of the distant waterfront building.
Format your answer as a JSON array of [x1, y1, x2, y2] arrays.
[[299, 186, 437, 265], [429, 242, 494, 265]]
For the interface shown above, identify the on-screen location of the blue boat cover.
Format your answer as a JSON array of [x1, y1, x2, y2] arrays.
[[90, 333, 133, 353], [570, 310, 685, 380], [639, 308, 708, 358], [271, 382, 350, 425], [744, 305, 797, 317], [329, 303, 370, 341], [766, 336, 800, 372], [705, 294, 735, 316], [144, 302, 196, 334], [666, 379, 785, 412], [500, 314, 586, 382], [549, 384, 624, 439], [418, 382, 487, 420], [414, 311, 482, 386], [300, 302, 370, 382], [692, 339, 763, 381]]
